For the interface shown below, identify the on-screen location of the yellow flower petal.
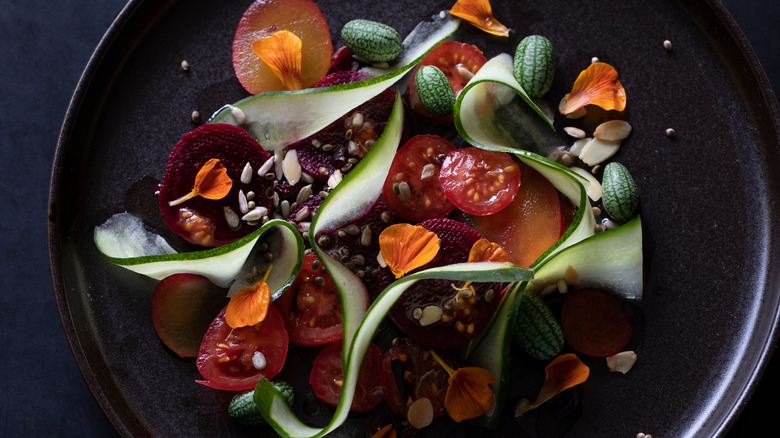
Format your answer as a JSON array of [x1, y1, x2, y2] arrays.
[[468, 238, 509, 263], [560, 62, 627, 115], [518, 353, 590, 415], [449, 0, 509, 37], [252, 30, 303, 91], [225, 275, 271, 329], [168, 158, 233, 206], [379, 224, 440, 279]]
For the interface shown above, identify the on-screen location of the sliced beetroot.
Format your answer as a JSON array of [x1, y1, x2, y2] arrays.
[[158, 123, 274, 247], [328, 46, 354, 74], [561, 287, 633, 357], [314, 197, 396, 295], [152, 273, 229, 358], [289, 72, 395, 183], [384, 218, 503, 348]]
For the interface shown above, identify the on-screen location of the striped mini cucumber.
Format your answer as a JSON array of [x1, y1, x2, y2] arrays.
[[601, 162, 639, 222], [513, 35, 555, 99], [341, 19, 402, 63], [414, 65, 455, 117], [513, 290, 564, 361], [229, 381, 294, 426]]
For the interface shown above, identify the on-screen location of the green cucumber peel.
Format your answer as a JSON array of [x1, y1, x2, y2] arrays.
[[308, 92, 404, 364], [454, 53, 561, 157], [254, 261, 533, 438], [210, 12, 459, 151], [94, 216, 303, 296]]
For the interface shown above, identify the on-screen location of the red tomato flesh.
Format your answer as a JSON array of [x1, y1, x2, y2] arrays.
[[381, 135, 455, 222], [561, 288, 633, 357], [466, 162, 562, 267], [196, 304, 288, 391], [232, 0, 333, 94], [152, 274, 229, 358], [309, 341, 384, 412], [439, 147, 522, 216], [274, 254, 345, 346], [405, 41, 487, 123]]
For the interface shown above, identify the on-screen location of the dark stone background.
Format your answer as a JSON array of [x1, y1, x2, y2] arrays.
[[0, 0, 776, 436]]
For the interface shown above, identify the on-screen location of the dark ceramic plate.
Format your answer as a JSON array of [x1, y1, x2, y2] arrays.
[[49, 0, 780, 437]]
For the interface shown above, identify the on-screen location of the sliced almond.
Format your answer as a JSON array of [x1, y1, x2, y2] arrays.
[[407, 397, 434, 429], [563, 126, 587, 139], [606, 351, 637, 374], [569, 137, 591, 156], [578, 137, 621, 166], [593, 120, 632, 141], [571, 166, 603, 201]]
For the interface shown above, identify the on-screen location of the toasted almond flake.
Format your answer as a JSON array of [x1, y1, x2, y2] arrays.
[[241, 162, 253, 184], [282, 149, 302, 186], [594, 120, 632, 141], [578, 137, 622, 166], [563, 126, 586, 139], [569, 137, 591, 156], [570, 166, 602, 201], [606, 351, 637, 374], [407, 398, 434, 429]]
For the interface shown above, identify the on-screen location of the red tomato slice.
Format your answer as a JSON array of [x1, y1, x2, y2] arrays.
[[382, 135, 455, 222], [309, 341, 384, 412], [274, 254, 346, 346], [196, 304, 288, 391], [561, 288, 632, 357], [467, 162, 562, 267], [405, 41, 487, 122], [232, 0, 333, 94], [152, 274, 228, 358], [439, 147, 522, 216]]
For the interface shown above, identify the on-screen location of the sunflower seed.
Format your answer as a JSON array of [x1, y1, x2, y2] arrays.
[[257, 156, 275, 176], [420, 163, 436, 180], [294, 206, 311, 222], [301, 171, 314, 184], [327, 169, 343, 189], [274, 149, 284, 181], [352, 112, 364, 128], [282, 149, 302, 185], [397, 181, 411, 203], [223, 206, 240, 229], [360, 226, 372, 247], [242, 207, 268, 222], [229, 105, 247, 125], [348, 140, 360, 156], [238, 190, 249, 214], [281, 200, 290, 219], [296, 184, 313, 205], [241, 162, 253, 184]]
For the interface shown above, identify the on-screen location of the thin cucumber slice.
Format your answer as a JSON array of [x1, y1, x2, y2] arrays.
[[210, 12, 459, 151], [454, 53, 560, 157], [254, 261, 533, 438], [309, 92, 404, 364], [527, 216, 643, 300], [94, 216, 303, 295]]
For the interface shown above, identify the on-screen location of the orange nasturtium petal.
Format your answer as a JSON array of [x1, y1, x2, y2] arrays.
[[379, 224, 440, 279], [430, 350, 495, 422], [168, 158, 233, 206], [468, 238, 509, 263], [225, 267, 273, 329], [517, 353, 590, 415], [449, 0, 510, 37], [560, 62, 627, 116], [371, 424, 396, 438], [252, 30, 303, 91]]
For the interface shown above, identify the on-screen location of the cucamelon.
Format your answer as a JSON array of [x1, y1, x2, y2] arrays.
[[415, 65, 455, 117], [513, 35, 555, 99], [229, 381, 294, 425], [341, 19, 402, 63], [513, 290, 564, 361], [601, 162, 639, 222]]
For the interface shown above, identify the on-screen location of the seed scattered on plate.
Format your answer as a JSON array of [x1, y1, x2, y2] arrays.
[[191, 110, 200, 123], [663, 39, 672, 51], [181, 59, 190, 71], [665, 128, 677, 137]]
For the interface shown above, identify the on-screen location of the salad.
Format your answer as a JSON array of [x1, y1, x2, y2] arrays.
[[94, 0, 644, 436]]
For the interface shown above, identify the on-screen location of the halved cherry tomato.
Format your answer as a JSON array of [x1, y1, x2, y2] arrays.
[[405, 41, 487, 123], [381, 135, 455, 222], [274, 254, 345, 346], [439, 147, 522, 216], [309, 341, 384, 412], [466, 162, 563, 268], [152, 274, 228, 358], [232, 0, 333, 94], [196, 304, 288, 391]]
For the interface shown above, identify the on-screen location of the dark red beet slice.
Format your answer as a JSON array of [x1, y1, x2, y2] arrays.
[[158, 123, 273, 247], [313, 197, 396, 295], [384, 218, 503, 348], [152, 273, 229, 358], [561, 287, 632, 357], [328, 46, 354, 73], [289, 72, 395, 183]]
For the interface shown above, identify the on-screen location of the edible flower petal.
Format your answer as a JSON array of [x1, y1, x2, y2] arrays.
[[371, 424, 396, 438], [468, 238, 509, 263], [559, 62, 626, 115], [168, 158, 232, 206], [225, 267, 273, 329], [517, 353, 590, 415], [449, 0, 510, 37], [252, 30, 303, 91], [431, 350, 495, 422], [379, 224, 440, 279]]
